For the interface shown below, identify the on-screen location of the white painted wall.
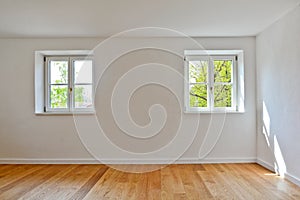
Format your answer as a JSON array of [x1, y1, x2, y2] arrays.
[[0, 37, 256, 163], [256, 6, 300, 184]]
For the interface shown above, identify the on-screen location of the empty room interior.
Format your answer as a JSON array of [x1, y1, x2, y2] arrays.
[[0, 0, 300, 199]]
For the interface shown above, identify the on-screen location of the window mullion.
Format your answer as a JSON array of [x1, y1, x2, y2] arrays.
[[45, 58, 50, 111], [68, 58, 73, 111], [208, 58, 214, 110], [233, 59, 238, 110]]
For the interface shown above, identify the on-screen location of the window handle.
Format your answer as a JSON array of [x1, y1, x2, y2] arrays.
[[69, 88, 73, 92]]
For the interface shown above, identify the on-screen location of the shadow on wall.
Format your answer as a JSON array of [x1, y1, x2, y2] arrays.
[[261, 101, 286, 176]]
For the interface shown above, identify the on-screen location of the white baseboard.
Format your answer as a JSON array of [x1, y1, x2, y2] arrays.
[[0, 158, 99, 164], [256, 158, 275, 172], [0, 157, 256, 165], [256, 158, 300, 187], [285, 172, 300, 187], [185, 157, 257, 164]]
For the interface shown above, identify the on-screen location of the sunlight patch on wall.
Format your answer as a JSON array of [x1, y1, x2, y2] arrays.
[[274, 135, 286, 177], [262, 101, 271, 146]]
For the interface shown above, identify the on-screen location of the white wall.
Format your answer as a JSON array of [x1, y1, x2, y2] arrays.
[[256, 6, 300, 184], [0, 37, 256, 163]]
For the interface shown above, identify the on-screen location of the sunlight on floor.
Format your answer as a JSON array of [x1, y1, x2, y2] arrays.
[[264, 173, 282, 178]]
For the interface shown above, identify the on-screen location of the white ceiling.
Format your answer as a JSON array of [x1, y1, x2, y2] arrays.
[[0, 0, 299, 38]]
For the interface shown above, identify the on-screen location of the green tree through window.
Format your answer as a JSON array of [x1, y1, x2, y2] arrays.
[[50, 61, 68, 108], [46, 57, 93, 112], [189, 59, 233, 108]]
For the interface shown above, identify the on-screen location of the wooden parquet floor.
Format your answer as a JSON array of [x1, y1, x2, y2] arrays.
[[0, 163, 299, 200]]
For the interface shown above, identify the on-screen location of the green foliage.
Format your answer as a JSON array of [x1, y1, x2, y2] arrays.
[[189, 61, 208, 107], [50, 62, 68, 108], [50, 86, 68, 108], [214, 60, 231, 83], [189, 60, 232, 108], [214, 85, 232, 107], [50, 61, 88, 109], [189, 61, 208, 83], [190, 84, 207, 107], [213, 60, 232, 107], [75, 87, 84, 104]]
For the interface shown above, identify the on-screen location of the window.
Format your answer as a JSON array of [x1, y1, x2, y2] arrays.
[[184, 50, 244, 113], [44, 56, 94, 113], [35, 50, 94, 114]]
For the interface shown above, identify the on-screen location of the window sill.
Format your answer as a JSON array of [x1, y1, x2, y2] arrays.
[[184, 110, 245, 114], [35, 111, 96, 115]]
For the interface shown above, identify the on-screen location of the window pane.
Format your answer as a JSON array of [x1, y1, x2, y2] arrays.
[[189, 84, 207, 107], [214, 85, 232, 107], [74, 85, 93, 108], [50, 85, 68, 108], [214, 60, 232, 83], [189, 61, 208, 83], [74, 60, 93, 84], [50, 61, 68, 84]]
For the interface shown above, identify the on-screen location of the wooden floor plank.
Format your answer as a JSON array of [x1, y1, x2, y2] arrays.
[[68, 165, 108, 200], [147, 169, 161, 200], [229, 164, 267, 198], [218, 164, 284, 200], [198, 164, 239, 200], [44, 165, 101, 200], [19, 165, 78, 200], [82, 168, 121, 199], [0, 163, 298, 200], [0, 165, 60, 200], [245, 163, 300, 200], [0, 165, 45, 188]]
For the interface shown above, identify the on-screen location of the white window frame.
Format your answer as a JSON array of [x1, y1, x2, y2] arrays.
[[70, 56, 94, 112], [45, 56, 70, 113], [184, 50, 245, 113], [35, 50, 95, 115]]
